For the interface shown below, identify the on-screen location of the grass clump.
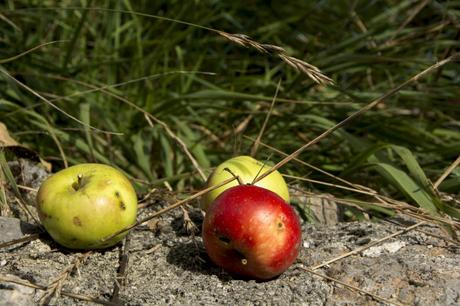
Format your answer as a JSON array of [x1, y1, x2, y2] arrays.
[[0, 1, 459, 226]]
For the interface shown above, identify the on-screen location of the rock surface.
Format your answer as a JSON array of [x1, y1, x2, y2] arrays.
[[1, 202, 459, 306], [1, 160, 459, 305]]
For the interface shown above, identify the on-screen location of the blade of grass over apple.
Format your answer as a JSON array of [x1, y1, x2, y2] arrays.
[[242, 136, 457, 227], [100, 176, 238, 242], [253, 53, 459, 185], [131, 132, 155, 181], [243, 135, 375, 192]]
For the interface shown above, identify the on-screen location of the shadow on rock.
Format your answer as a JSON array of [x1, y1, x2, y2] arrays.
[[170, 208, 204, 237], [35, 230, 122, 257], [166, 239, 233, 282]]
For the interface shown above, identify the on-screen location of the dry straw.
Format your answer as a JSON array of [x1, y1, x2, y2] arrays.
[[217, 31, 334, 85]]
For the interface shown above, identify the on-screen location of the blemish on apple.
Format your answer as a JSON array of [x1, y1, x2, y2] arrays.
[[73, 216, 82, 227], [218, 236, 231, 245]]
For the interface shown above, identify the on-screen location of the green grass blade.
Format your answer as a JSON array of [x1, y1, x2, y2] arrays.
[[370, 161, 438, 214], [390, 145, 433, 193]]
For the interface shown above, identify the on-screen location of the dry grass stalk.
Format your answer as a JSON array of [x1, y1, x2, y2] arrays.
[[300, 266, 406, 306], [9, 8, 331, 85], [190, 124, 226, 149], [111, 234, 131, 303], [284, 174, 378, 197], [101, 176, 238, 242], [0, 40, 67, 64], [0, 273, 119, 306], [245, 136, 460, 235], [385, 0, 430, 46], [250, 79, 281, 157], [310, 221, 425, 271], [252, 54, 459, 185], [303, 191, 459, 230], [36, 73, 208, 182], [243, 136, 376, 193], [433, 155, 460, 189], [0, 68, 121, 137], [0, 233, 41, 249], [216, 31, 333, 85], [181, 206, 199, 235], [384, 219, 460, 247], [38, 251, 91, 305], [144, 114, 206, 181]]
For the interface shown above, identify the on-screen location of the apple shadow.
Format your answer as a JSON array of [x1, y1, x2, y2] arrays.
[[35, 229, 122, 256], [19, 220, 40, 235], [166, 239, 235, 282], [166, 239, 277, 283], [170, 208, 205, 237]]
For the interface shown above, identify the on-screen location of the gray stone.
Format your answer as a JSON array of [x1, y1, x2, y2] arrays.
[[0, 217, 39, 251], [0, 274, 35, 306], [1, 204, 459, 305]]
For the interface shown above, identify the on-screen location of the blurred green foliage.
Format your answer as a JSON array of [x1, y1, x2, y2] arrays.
[[0, 0, 459, 220]]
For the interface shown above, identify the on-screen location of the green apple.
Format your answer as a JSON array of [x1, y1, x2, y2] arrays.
[[36, 163, 137, 249], [201, 155, 290, 211]]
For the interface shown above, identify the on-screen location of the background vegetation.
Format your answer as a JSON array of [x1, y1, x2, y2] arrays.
[[1, 1, 459, 222]]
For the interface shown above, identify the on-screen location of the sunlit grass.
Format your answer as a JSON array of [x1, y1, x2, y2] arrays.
[[0, 1, 459, 224]]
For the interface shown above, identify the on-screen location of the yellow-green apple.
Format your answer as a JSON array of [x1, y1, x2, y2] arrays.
[[201, 155, 290, 211], [202, 184, 301, 280], [36, 163, 137, 249]]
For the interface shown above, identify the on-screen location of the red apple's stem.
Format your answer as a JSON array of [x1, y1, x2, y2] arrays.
[[223, 168, 244, 185], [241, 259, 248, 265]]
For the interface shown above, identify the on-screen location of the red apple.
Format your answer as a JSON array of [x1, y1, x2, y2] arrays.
[[202, 185, 301, 280]]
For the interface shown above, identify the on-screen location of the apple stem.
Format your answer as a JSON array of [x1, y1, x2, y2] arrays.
[[241, 258, 248, 265], [72, 174, 84, 191], [223, 168, 244, 185]]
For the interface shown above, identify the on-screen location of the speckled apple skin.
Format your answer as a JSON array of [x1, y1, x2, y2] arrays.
[[36, 163, 137, 249], [202, 185, 301, 280], [201, 155, 290, 211]]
